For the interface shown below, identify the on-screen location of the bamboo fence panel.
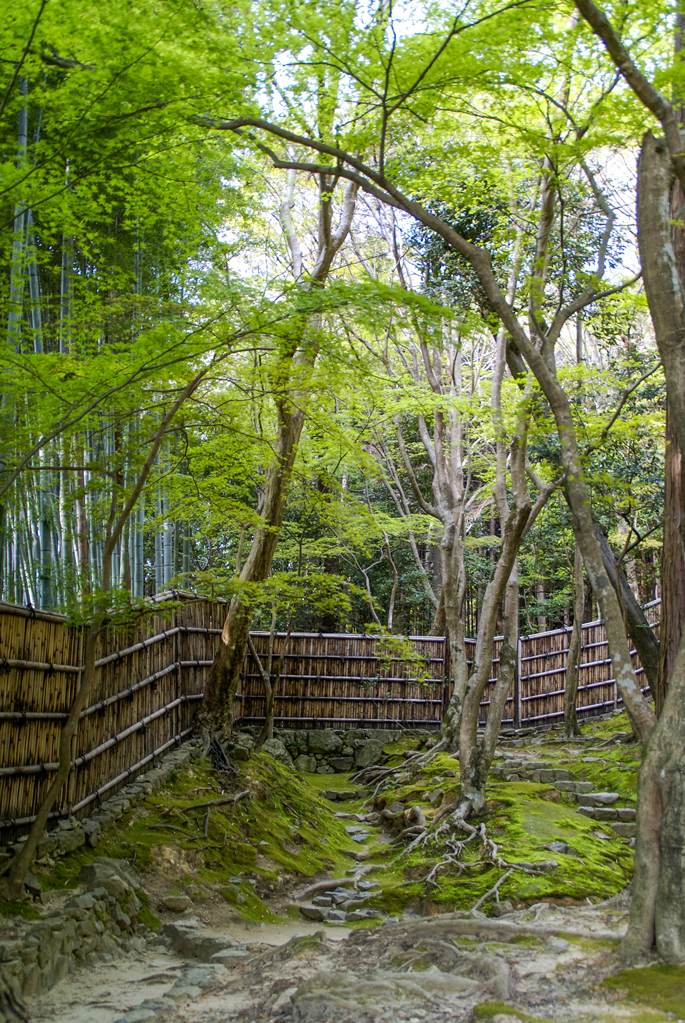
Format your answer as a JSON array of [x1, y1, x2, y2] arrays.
[[237, 631, 448, 729], [0, 596, 660, 842]]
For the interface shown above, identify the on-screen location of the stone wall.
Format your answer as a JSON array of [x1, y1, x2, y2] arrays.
[[228, 727, 406, 773], [0, 858, 146, 1001]]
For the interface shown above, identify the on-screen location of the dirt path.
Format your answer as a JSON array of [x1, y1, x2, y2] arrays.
[[28, 893, 648, 1023]]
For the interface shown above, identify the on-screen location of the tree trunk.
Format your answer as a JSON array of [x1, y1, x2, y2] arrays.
[[656, 381, 685, 715], [593, 519, 660, 700], [459, 498, 530, 811], [620, 125, 685, 961], [564, 543, 584, 737], [439, 528, 468, 749], [203, 402, 306, 737]]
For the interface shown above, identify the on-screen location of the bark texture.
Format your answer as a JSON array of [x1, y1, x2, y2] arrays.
[[593, 520, 660, 697], [564, 544, 584, 737], [622, 126, 685, 962]]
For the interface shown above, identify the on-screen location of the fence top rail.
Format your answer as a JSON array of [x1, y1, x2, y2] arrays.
[[247, 631, 450, 642], [0, 601, 68, 624]]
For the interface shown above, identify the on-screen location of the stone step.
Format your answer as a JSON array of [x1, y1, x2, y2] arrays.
[[577, 805, 635, 821]]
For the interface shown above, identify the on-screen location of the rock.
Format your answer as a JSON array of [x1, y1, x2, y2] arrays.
[[575, 781, 594, 793], [308, 731, 343, 754], [261, 738, 295, 768], [316, 765, 335, 774], [537, 770, 555, 784], [543, 841, 576, 857], [79, 857, 139, 890], [617, 807, 637, 821], [81, 820, 102, 848], [336, 791, 359, 801], [594, 807, 618, 820], [427, 788, 444, 804], [321, 790, 338, 801], [577, 806, 596, 817], [612, 822, 637, 838], [312, 896, 332, 907], [294, 755, 318, 773], [553, 769, 570, 781], [161, 923, 233, 961], [327, 909, 346, 922], [329, 757, 354, 772], [54, 828, 86, 855], [24, 871, 42, 897], [210, 949, 250, 964], [299, 905, 328, 922], [231, 746, 251, 762], [353, 739, 385, 769], [585, 791, 620, 805], [491, 900, 514, 917], [163, 895, 193, 912], [546, 937, 570, 953]]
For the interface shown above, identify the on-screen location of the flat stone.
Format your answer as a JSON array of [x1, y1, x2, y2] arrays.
[[336, 791, 359, 801], [327, 909, 346, 922], [594, 807, 618, 820], [345, 826, 366, 834], [163, 895, 192, 912], [617, 807, 636, 821], [577, 806, 596, 817], [585, 791, 620, 805], [351, 833, 369, 843], [210, 949, 250, 963], [299, 905, 328, 922], [166, 985, 203, 1002], [537, 770, 555, 784], [312, 896, 332, 907], [161, 923, 231, 962], [612, 822, 637, 838], [321, 790, 338, 801], [553, 769, 571, 782]]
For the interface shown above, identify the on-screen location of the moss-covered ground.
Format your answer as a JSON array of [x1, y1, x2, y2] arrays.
[[20, 710, 640, 929], [602, 964, 685, 1021]]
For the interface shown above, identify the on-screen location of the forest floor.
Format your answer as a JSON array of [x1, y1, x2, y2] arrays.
[[10, 712, 685, 1023]]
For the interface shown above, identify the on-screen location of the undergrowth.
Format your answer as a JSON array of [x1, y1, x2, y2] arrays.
[[28, 711, 639, 924]]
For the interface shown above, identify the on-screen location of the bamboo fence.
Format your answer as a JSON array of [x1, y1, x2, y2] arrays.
[[0, 596, 660, 842]]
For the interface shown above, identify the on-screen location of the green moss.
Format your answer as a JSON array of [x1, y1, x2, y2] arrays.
[[473, 1000, 553, 1022], [603, 964, 685, 1016], [0, 901, 41, 920]]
